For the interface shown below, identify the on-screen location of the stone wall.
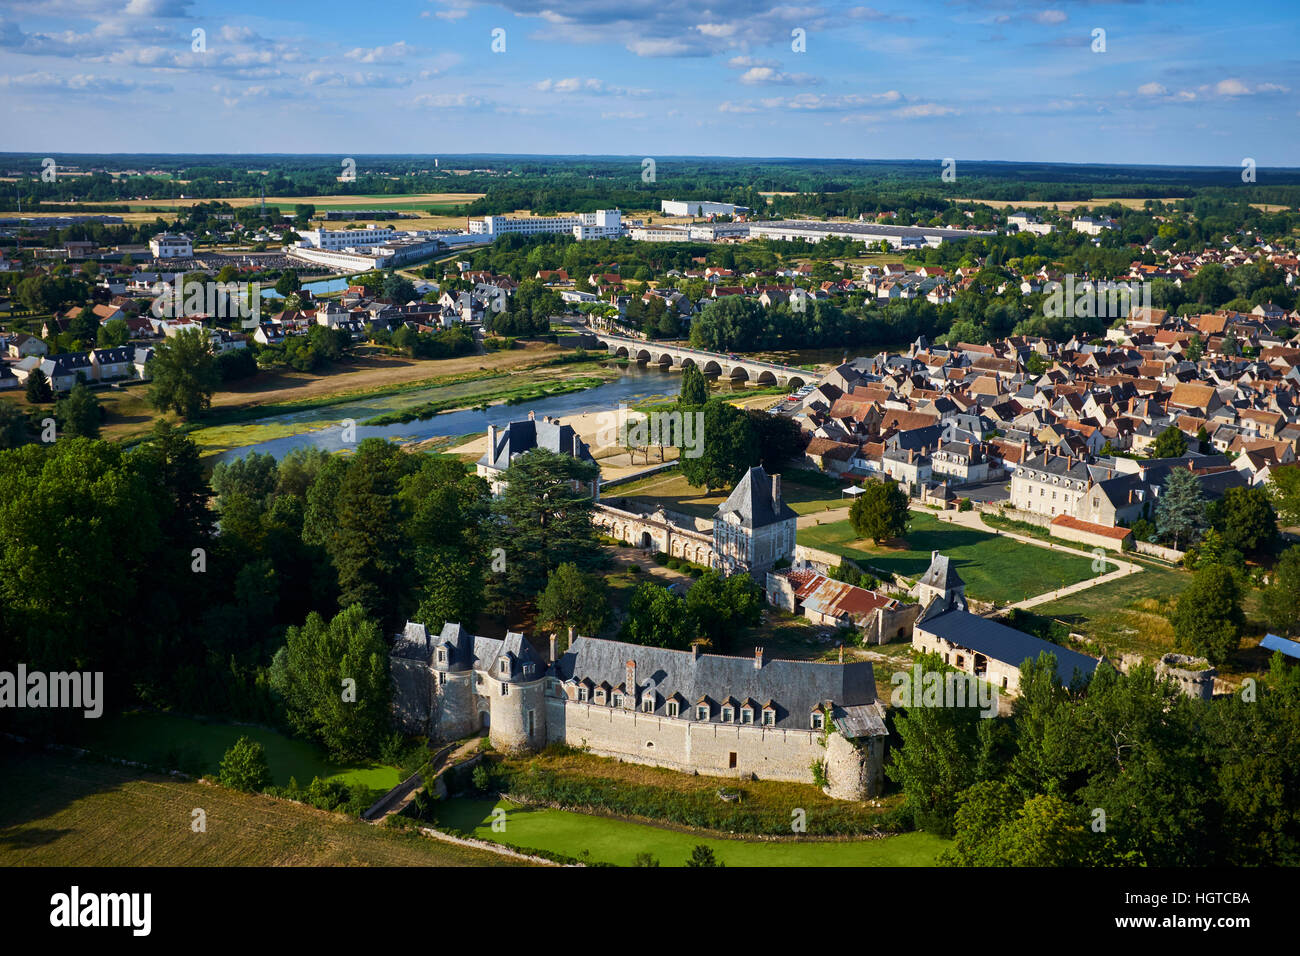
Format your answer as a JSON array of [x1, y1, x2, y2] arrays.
[[545, 698, 828, 785]]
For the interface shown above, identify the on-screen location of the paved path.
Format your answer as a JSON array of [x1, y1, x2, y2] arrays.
[[364, 732, 486, 824]]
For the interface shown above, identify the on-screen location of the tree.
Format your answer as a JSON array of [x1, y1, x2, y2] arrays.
[[1209, 486, 1278, 557], [274, 269, 300, 297], [1261, 546, 1300, 637], [55, 382, 101, 438], [1150, 425, 1188, 459], [1170, 565, 1244, 665], [1154, 466, 1203, 550], [746, 409, 806, 473], [97, 318, 130, 348], [677, 399, 758, 491], [381, 273, 417, 304], [218, 736, 270, 792], [885, 654, 985, 834], [849, 479, 910, 545], [684, 570, 761, 652], [0, 401, 28, 449], [24, 368, 53, 404], [685, 845, 723, 867], [487, 448, 601, 611], [619, 581, 697, 650], [1268, 466, 1300, 527], [271, 604, 392, 761], [147, 327, 219, 420], [679, 363, 709, 406], [536, 562, 610, 642], [402, 456, 490, 631]]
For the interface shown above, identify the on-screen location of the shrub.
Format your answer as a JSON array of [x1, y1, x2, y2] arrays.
[[218, 736, 270, 792]]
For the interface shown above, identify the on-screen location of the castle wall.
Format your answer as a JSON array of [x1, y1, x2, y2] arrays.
[[545, 698, 826, 785], [391, 659, 433, 735], [431, 671, 480, 741]]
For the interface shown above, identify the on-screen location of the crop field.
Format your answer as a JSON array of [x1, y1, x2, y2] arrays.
[[0, 748, 518, 867]]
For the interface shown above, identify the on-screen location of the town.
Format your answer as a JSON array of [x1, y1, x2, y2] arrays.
[[0, 0, 1297, 916]]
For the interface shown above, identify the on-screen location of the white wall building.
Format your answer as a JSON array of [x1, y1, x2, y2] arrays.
[[149, 234, 193, 258], [660, 200, 748, 218], [1007, 213, 1055, 236], [469, 209, 623, 240], [296, 224, 399, 250], [1072, 216, 1118, 236]]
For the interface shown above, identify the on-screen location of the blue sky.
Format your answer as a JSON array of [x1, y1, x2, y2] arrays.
[[1, 0, 1297, 165]]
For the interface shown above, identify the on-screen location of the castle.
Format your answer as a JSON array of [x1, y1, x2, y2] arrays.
[[391, 622, 889, 800]]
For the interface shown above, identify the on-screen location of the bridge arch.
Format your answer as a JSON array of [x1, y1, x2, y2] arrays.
[[703, 360, 722, 376], [614, 346, 630, 359], [756, 370, 777, 387], [729, 366, 750, 382], [657, 353, 673, 366], [636, 349, 652, 363], [680, 357, 696, 370], [787, 375, 806, 390]]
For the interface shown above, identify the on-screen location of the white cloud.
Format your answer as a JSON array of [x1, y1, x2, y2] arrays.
[[345, 41, 420, 64], [738, 66, 820, 86], [1034, 10, 1067, 25]]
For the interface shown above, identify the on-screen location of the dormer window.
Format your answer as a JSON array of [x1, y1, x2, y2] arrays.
[[762, 708, 776, 726], [437, 648, 447, 664], [721, 706, 734, 723], [641, 694, 655, 713], [612, 693, 623, 708], [578, 687, 589, 702], [499, 659, 508, 675], [741, 707, 754, 725], [696, 704, 709, 721], [594, 689, 606, 705], [666, 701, 680, 718], [523, 663, 534, 677], [811, 711, 825, 730]]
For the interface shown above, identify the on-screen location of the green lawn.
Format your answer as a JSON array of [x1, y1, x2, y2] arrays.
[[79, 712, 403, 790], [609, 469, 848, 519], [800, 511, 1108, 605], [437, 798, 947, 867]]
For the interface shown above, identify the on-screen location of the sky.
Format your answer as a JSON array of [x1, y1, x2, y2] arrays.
[[0, 0, 1297, 166]]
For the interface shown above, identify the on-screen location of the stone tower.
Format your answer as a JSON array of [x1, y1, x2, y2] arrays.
[[914, 551, 966, 612]]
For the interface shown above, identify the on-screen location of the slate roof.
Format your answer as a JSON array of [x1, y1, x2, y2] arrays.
[[919, 608, 1101, 686], [715, 466, 798, 529], [918, 551, 964, 593], [396, 621, 546, 682], [478, 416, 595, 471], [553, 635, 882, 735]]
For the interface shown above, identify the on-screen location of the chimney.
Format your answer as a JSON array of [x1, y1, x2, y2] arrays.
[[754, 647, 765, 670], [771, 473, 781, 506], [567, 626, 575, 651], [625, 660, 636, 700], [549, 632, 558, 663], [528, 409, 535, 421], [691, 643, 701, 661], [837, 644, 844, 663], [487, 423, 498, 452]]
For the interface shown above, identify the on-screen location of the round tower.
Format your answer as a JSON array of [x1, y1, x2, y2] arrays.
[[822, 731, 882, 801], [488, 677, 547, 753]]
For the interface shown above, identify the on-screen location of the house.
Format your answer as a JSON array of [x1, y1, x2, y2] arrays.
[[6, 333, 48, 359], [90, 346, 135, 381], [766, 568, 919, 644], [476, 412, 597, 496], [910, 553, 1102, 694]]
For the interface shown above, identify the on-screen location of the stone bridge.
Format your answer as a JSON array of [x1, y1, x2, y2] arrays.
[[589, 331, 814, 390]]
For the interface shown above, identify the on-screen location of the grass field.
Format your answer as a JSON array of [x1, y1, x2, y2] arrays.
[[437, 798, 946, 867], [0, 749, 516, 867], [607, 469, 848, 519], [78, 712, 403, 790], [800, 511, 1104, 605]]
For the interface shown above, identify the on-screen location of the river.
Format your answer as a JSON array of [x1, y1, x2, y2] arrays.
[[204, 362, 685, 464]]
